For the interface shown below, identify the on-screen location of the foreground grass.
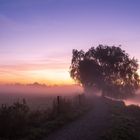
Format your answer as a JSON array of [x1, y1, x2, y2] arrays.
[[0, 95, 90, 140], [101, 98, 140, 140]]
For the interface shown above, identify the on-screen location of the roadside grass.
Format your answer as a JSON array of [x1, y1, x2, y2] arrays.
[[102, 98, 140, 140], [0, 94, 90, 140]]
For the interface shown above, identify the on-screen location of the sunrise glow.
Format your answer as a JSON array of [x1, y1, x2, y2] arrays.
[[0, 0, 140, 85]]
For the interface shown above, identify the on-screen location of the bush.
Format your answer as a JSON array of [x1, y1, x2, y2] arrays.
[[0, 95, 89, 140], [102, 99, 140, 140], [0, 100, 30, 139]]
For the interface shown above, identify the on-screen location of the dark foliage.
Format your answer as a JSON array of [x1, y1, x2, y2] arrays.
[[102, 99, 140, 140], [0, 96, 89, 140], [0, 100, 30, 139], [70, 45, 140, 99]]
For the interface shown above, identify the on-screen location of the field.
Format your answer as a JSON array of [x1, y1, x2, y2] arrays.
[[0, 90, 90, 140], [1, 84, 140, 140]]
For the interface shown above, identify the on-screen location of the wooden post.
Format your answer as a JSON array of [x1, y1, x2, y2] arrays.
[[57, 96, 60, 114]]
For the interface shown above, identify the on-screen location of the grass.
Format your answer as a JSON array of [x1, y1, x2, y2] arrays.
[[0, 94, 90, 140], [101, 99, 140, 140]]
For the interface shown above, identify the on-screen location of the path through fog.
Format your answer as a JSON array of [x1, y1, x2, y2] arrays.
[[44, 97, 111, 140]]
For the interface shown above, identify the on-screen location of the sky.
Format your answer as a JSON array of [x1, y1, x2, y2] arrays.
[[0, 0, 140, 85]]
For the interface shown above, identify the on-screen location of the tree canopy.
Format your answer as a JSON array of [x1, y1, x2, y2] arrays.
[[70, 45, 140, 99]]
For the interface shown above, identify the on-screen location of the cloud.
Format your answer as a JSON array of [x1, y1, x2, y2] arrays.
[[0, 57, 70, 71]]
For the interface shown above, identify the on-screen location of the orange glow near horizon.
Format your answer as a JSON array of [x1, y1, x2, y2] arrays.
[[1, 0, 140, 87], [0, 65, 140, 85], [0, 68, 75, 85], [0, 56, 76, 85], [0, 61, 140, 85]]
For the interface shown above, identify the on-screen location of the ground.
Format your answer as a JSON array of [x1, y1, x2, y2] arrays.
[[44, 97, 112, 140]]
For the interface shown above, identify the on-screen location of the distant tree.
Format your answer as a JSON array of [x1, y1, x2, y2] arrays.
[[70, 45, 140, 99]]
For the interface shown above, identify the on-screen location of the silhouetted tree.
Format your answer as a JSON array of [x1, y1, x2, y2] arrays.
[[70, 45, 140, 99]]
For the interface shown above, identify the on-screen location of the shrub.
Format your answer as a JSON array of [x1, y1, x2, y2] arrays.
[[0, 100, 30, 139]]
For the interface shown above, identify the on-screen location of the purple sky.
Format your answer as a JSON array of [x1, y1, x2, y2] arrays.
[[0, 0, 140, 84]]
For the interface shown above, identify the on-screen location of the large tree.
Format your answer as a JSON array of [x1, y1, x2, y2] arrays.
[[70, 45, 140, 99]]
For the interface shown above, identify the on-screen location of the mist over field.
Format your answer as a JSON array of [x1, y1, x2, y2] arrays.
[[124, 90, 140, 106], [1, 83, 140, 109], [0, 84, 83, 109], [1, 0, 140, 139]]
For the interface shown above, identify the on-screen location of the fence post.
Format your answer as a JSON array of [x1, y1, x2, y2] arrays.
[[57, 96, 60, 114]]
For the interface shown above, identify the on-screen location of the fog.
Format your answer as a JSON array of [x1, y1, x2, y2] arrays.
[[1, 84, 140, 109], [0, 84, 83, 110], [124, 90, 140, 106]]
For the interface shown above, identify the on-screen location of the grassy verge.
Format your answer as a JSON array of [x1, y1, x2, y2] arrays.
[[101, 99, 140, 140], [0, 95, 90, 140]]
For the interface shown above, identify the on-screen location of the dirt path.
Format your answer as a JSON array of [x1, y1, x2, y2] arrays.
[[44, 97, 111, 140]]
